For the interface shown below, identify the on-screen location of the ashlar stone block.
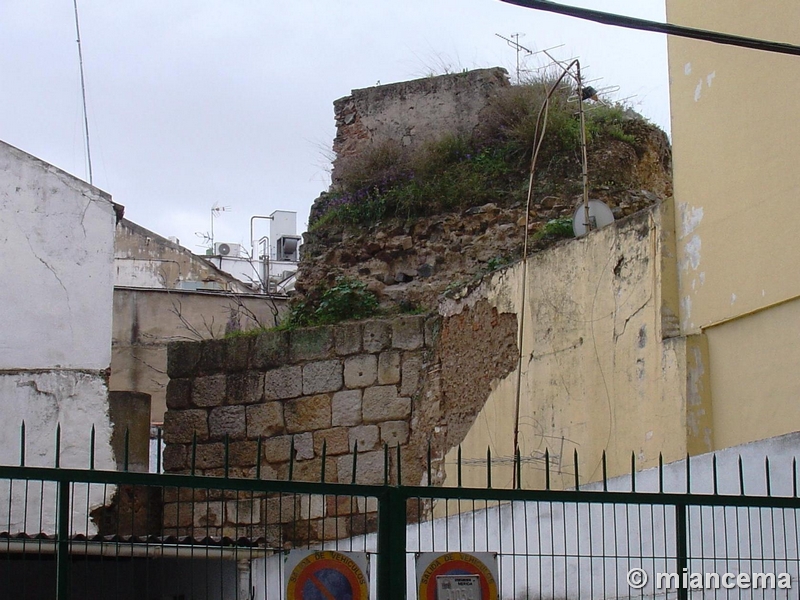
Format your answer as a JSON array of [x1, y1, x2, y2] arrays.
[[246, 402, 284, 438], [208, 405, 246, 440], [392, 315, 424, 350], [380, 421, 409, 446], [264, 365, 302, 400], [302, 360, 343, 395], [348, 425, 379, 452], [343, 354, 377, 388], [163, 409, 208, 443], [226, 371, 264, 405], [331, 390, 362, 426], [362, 386, 411, 423], [335, 323, 362, 355], [192, 374, 226, 407], [363, 320, 391, 352], [313, 427, 350, 456], [285, 394, 332, 432], [400, 353, 423, 397], [377, 351, 401, 385]]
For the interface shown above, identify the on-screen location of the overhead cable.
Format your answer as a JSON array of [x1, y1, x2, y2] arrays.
[[498, 0, 800, 57]]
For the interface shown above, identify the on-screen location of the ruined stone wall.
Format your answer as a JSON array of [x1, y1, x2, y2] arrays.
[[330, 68, 510, 186], [163, 315, 434, 541], [162, 308, 518, 541]]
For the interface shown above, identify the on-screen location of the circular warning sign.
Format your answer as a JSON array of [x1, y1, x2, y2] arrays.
[[417, 552, 498, 600], [286, 550, 369, 600]]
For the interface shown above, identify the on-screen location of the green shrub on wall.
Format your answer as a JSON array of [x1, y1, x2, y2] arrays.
[[285, 277, 379, 328]]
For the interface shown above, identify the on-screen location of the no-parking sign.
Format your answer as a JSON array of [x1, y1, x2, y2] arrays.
[[285, 550, 369, 600], [416, 552, 498, 600]]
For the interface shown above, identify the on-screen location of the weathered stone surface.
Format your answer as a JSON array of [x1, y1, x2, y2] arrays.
[[192, 374, 226, 407], [264, 494, 301, 523], [163, 409, 208, 443], [326, 496, 357, 517], [424, 316, 441, 347], [377, 351, 401, 385], [292, 457, 339, 483], [264, 365, 302, 400], [252, 330, 290, 369], [380, 421, 409, 446], [226, 499, 262, 525], [195, 443, 225, 469], [313, 427, 350, 456], [343, 354, 377, 388], [291, 327, 334, 362], [400, 353, 423, 397], [166, 378, 192, 410], [311, 517, 350, 541], [167, 340, 202, 378], [246, 402, 284, 438], [163, 502, 193, 528], [224, 336, 252, 372], [302, 360, 343, 395], [162, 443, 188, 471], [331, 389, 362, 426], [208, 406, 246, 440], [197, 339, 228, 374], [294, 432, 314, 460], [300, 495, 325, 519], [285, 394, 332, 432], [194, 501, 223, 527], [226, 371, 264, 405], [337, 450, 386, 485], [228, 440, 259, 466], [392, 315, 424, 350], [262, 435, 292, 463], [363, 320, 391, 352], [362, 387, 411, 422], [348, 425, 379, 452], [335, 323, 362, 355]]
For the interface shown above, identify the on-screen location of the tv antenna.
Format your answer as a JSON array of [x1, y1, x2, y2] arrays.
[[210, 203, 231, 248], [72, 0, 93, 184], [495, 33, 533, 84]]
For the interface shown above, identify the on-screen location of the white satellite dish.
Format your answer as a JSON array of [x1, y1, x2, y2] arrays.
[[572, 200, 615, 238]]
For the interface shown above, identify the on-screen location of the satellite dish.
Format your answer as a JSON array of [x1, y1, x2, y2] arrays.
[[572, 200, 615, 238], [218, 243, 232, 256]]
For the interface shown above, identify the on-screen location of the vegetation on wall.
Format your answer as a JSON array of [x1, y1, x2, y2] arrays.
[[311, 77, 649, 231], [283, 277, 380, 328]]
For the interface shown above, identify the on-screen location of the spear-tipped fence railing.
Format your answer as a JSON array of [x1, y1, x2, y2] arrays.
[[1, 422, 800, 599]]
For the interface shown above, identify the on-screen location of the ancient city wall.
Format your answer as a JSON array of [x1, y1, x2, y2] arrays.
[[330, 68, 510, 186], [162, 308, 517, 541]]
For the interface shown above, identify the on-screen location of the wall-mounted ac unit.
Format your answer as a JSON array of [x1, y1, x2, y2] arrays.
[[214, 242, 242, 257], [277, 235, 301, 261]]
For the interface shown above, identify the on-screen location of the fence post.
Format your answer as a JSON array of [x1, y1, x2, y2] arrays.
[[56, 479, 71, 600], [675, 502, 688, 600], [377, 486, 406, 600]]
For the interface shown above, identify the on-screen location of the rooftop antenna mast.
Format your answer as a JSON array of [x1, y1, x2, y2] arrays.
[[210, 204, 231, 249], [72, 0, 93, 185], [495, 33, 533, 84]]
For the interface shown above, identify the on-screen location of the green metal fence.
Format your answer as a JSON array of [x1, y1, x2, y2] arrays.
[[2, 425, 800, 599]]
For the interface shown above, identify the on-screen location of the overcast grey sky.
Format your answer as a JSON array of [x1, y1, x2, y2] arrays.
[[1, 1, 669, 252]]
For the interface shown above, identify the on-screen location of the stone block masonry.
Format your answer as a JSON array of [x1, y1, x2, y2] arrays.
[[162, 314, 435, 540]]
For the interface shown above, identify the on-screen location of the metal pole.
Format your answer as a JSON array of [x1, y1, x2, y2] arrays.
[[56, 480, 71, 600], [675, 502, 689, 600]]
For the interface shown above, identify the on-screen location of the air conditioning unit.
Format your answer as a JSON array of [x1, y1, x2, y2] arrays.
[[214, 242, 242, 257], [277, 235, 301, 261]]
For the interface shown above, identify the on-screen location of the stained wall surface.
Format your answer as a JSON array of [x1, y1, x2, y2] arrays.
[[667, 0, 800, 448], [442, 202, 710, 489], [0, 140, 117, 532]]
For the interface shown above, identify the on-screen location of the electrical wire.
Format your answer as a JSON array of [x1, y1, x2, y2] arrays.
[[498, 0, 800, 57], [512, 62, 580, 487]]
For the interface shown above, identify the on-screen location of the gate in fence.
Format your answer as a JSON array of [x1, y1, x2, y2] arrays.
[[1, 430, 800, 599]]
